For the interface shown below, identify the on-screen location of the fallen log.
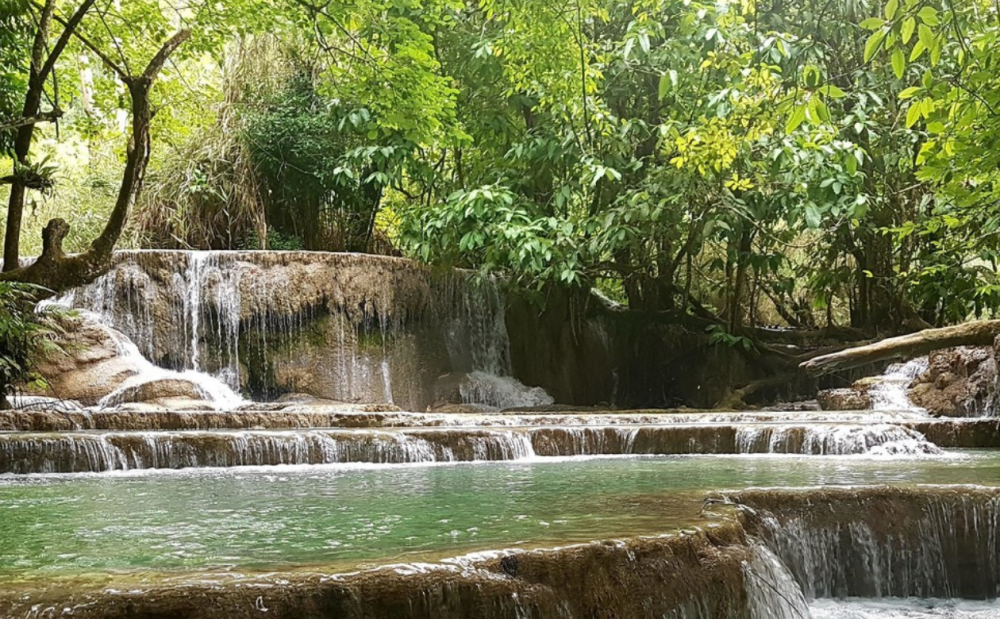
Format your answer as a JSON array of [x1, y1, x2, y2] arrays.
[[800, 320, 1000, 375]]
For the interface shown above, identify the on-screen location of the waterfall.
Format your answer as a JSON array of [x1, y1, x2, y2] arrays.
[[55, 250, 547, 410], [869, 358, 929, 411], [809, 599, 1000, 618], [731, 487, 1000, 600], [733, 424, 942, 456], [744, 543, 812, 619], [61, 252, 246, 389], [457, 372, 555, 410], [0, 424, 947, 474], [0, 428, 540, 473]]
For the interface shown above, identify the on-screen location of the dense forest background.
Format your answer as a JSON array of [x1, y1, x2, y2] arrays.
[[2, 0, 999, 340]]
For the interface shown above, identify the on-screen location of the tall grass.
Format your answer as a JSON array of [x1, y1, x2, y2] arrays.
[[130, 37, 292, 250]]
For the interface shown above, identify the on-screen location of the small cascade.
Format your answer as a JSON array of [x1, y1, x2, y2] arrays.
[[0, 423, 950, 474], [60, 252, 246, 389], [82, 310, 244, 410], [743, 542, 812, 619], [0, 429, 540, 473], [809, 599, 1000, 618], [734, 424, 942, 456], [731, 486, 1000, 600], [434, 273, 512, 377], [869, 358, 929, 411]]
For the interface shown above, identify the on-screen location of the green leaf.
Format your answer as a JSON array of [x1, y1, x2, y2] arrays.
[[846, 153, 858, 175], [891, 48, 906, 79], [805, 204, 823, 228], [864, 30, 886, 63], [918, 23, 935, 49], [906, 102, 922, 127], [901, 16, 916, 43], [921, 70, 933, 88], [917, 6, 939, 26], [821, 84, 847, 98], [814, 98, 831, 123], [885, 0, 899, 20], [910, 40, 927, 61], [860, 17, 885, 29], [785, 105, 807, 133], [899, 86, 922, 99], [658, 74, 670, 100]]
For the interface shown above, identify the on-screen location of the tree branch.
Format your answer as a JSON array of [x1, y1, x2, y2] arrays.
[[37, 0, 98, 85], [32, 0, 127, 79], [801, 320, 1000, 374], [0, 109, 63, 132]]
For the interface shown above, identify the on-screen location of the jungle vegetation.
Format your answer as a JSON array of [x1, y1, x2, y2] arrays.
[[0, 0, 998, 343]]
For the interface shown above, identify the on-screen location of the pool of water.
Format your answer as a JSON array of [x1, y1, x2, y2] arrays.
[[2, 452, 999, 581]]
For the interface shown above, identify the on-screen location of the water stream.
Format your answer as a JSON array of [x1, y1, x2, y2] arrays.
[[869, 358, 931, 411]]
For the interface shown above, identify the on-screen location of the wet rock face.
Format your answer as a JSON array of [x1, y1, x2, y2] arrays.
[[106, 379, 206, 405], [26, 313, 138, 406], [909, 346, 997, 417], [816, 388, 871, 411]]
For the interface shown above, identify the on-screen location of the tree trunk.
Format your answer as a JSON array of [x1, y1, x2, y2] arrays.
[[801, 320, 1000, 374], [2, 0, 98, 271], [2, 0, 53, 271], [0, 30, 191, 295]]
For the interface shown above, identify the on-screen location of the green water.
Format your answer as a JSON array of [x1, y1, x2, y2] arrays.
[[1, 453, 999, 581]]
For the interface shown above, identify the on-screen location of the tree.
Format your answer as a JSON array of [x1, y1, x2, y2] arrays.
[[0, 0, 284, 292], [0, 20, 190, 293]]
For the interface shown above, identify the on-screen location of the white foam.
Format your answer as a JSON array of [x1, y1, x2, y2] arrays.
[[810, 599, 1000, 618]]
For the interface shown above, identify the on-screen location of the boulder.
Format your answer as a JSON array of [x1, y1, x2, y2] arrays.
[[431, 371, 554, 412], [908, 346, 996, 417], [104, 378, 207, 406], [27, 313, 140, 406], [817, 388, 871, 411]]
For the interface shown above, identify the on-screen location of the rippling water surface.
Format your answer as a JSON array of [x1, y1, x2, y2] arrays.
[[2, 452, 999, 580]]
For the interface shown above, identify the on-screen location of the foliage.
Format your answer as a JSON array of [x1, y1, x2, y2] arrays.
[[0, 282, 50, 406], [0, 0, 30, 154], [4, 0, 1000, 338], [863, 0, 1000, 324]]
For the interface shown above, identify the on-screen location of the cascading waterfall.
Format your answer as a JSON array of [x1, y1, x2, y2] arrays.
[[869, 357, 930, 411], [743, 543, 812, 619], [0, 428, 539, 473], [0, 424, 945, 474], [44, 308, 246, 411], [56, 250, 548, 410], [61, 252, 246, 390], [730, 487, 1000, 601], [457, 371, 555, 410], [733, 424, 942, 456]]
